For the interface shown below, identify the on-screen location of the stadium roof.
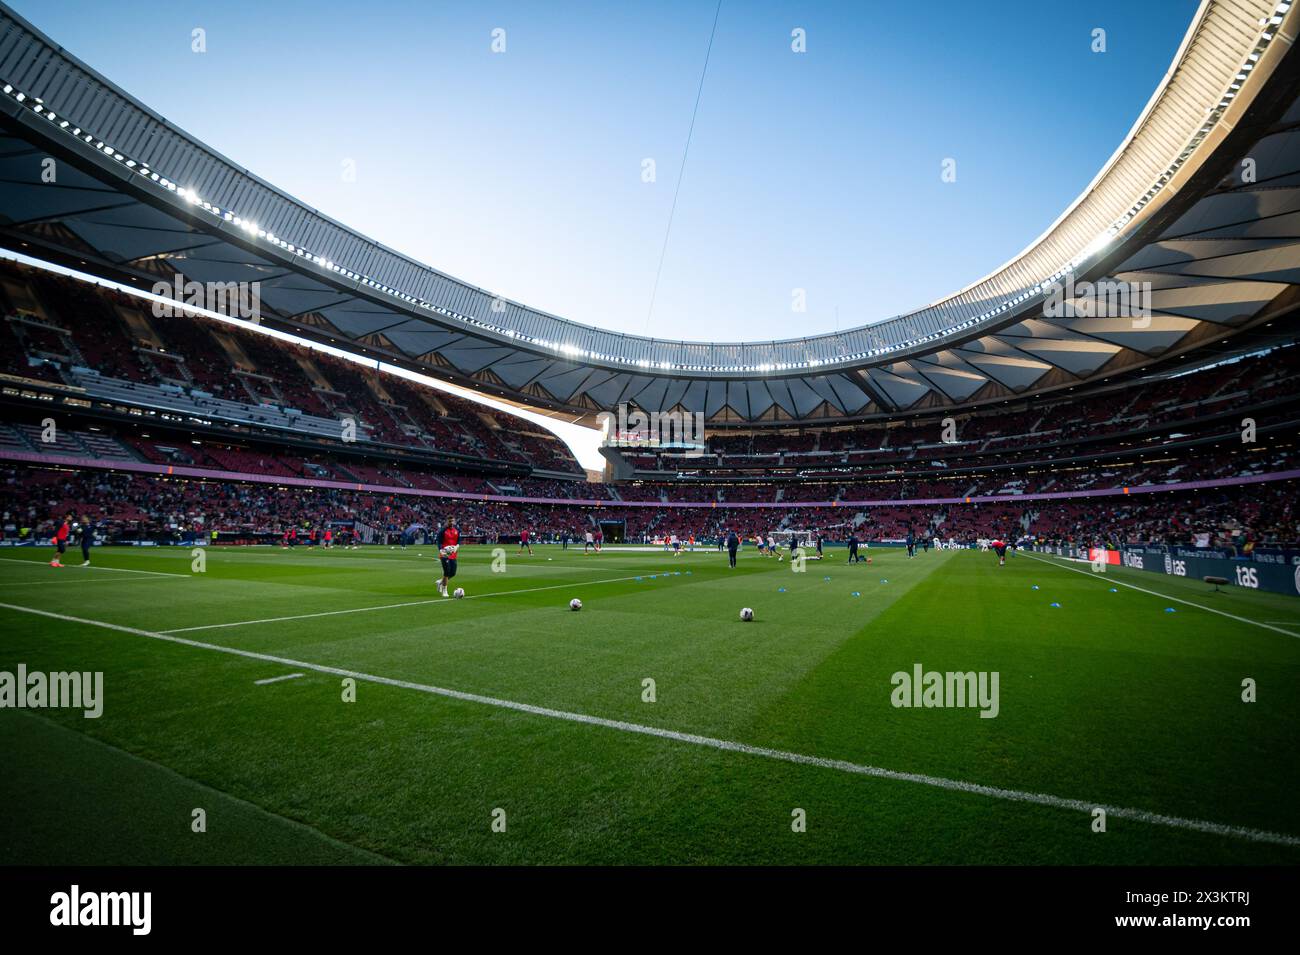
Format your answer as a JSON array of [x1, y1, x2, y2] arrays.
[[1, 0, 1299, 425]]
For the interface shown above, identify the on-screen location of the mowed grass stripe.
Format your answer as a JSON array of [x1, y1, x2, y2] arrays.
[[0, 547, 737, 631], [6, 610, 1293, 865], [1022, 551, 1300, 639], [2, 597, 1297, 850], [4, 546, 1296, 862], [160, 574, 655, 633], [745, 549, 1300, 837], [0, 711, 395, 866], [0, 556, 188, 578]]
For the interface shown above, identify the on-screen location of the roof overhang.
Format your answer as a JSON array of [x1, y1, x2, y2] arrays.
[[0, 0, 1298, 424]]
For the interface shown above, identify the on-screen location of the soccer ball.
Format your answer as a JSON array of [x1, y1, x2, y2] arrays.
[[453, 587, 465, 599], [570, 598, 582, 611], [739, 607, 754, 622]]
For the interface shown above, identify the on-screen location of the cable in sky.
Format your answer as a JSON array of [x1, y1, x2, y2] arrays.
[[643, 0, 723, 333]]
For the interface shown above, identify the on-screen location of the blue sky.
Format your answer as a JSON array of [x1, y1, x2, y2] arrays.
[[14, 0, 1195, 343]]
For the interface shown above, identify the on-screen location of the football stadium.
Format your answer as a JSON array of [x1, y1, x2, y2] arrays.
[[0, 0, 1297, 916]]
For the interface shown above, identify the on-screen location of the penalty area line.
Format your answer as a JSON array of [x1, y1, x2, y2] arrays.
[[1022, 553, 1299, 640], [158, 574, 654, 633], [0, 575, 186, 587], [254, 673, 305, 685], [0, 557, 189, 578], [1, 599, 1297, 850]]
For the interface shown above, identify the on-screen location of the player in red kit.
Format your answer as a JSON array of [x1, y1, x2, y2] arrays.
[[436, 515, 460, 597], [991, 538, 1009, 566], [518, 527, 533, 556], [50, 512, 70, 567]]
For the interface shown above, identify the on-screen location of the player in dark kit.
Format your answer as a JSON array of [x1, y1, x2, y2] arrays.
[[436, 516, 461, 597], [726, 529, 739, 568], [78, 514, 93, 566], [991, 538, 1009, 566], [847, 533, 859, 564]]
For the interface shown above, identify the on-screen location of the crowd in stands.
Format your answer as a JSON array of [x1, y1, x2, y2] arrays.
[[1, 408, 1295, 509], [0, 261, 582, 474], [623, 347, 1298, 477], [3, 465, 1295, 552], [8, 257, 1297, 493], [2, 260, 1299, 553]]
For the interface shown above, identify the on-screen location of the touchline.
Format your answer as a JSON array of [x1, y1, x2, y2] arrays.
[[0, 665, 102, 718]]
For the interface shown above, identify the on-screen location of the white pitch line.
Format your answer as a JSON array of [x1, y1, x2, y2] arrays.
[[0, 600, 1296, 850], [0, 575, 184, 587], [254, 673, 305, 685], [0, 557, 189, 578], [159, 573, 658, 633], [1022, 553, 1299, 639]]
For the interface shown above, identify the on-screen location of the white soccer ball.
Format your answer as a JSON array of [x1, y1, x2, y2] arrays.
[[739, 607, 754, 622], [570, 598, 582, 611], [453, 587, 465, 599]]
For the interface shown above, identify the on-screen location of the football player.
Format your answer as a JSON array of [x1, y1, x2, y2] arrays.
[[436, 516, 461, 597]]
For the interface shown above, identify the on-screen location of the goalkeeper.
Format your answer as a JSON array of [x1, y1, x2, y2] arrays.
[[435, 515, 461, 598]]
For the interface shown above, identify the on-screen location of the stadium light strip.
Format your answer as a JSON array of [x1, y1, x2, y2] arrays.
[[0, 4, 1285, 374], [0, 250, 607, 471]]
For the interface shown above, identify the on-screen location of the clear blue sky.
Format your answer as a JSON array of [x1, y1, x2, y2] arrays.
[[15, 0, 1195, 343]]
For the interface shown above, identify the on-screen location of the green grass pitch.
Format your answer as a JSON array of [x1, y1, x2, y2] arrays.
[[1, 542, 1298, 865]]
